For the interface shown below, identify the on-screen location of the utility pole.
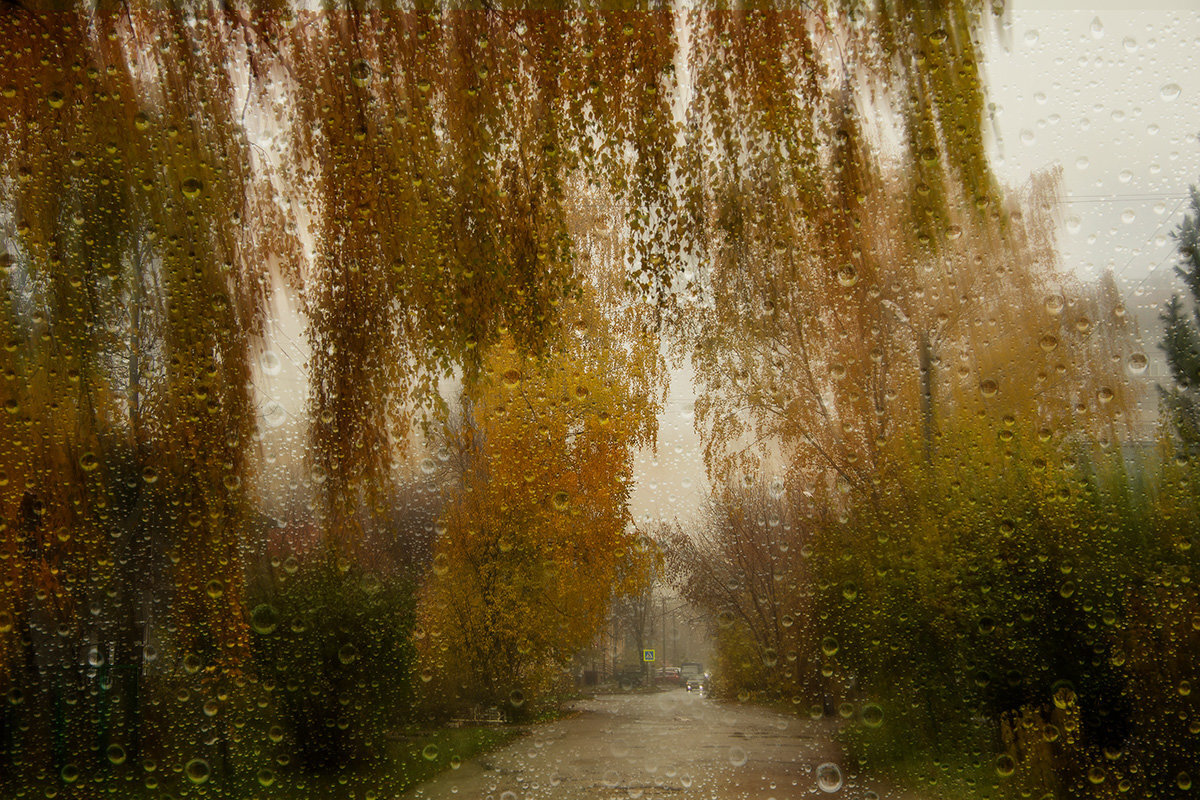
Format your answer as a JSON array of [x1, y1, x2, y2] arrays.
[[661, 596, 666, 670]]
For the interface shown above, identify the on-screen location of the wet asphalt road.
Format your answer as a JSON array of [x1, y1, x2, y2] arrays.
[[404, 688, 861, 800]]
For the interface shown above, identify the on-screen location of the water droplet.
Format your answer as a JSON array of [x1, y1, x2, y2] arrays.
[[862, 703, 884, 728], [768, 476, 785, 500], [1089, 16, 1104, 39], [338, 643, 359, 665], [257, 768, 276, 787], [729, 746, 748, 767], [1161, 83, 1181, 102], [250, 604, 278, 635], [262, 400, 287, 428], [1045, 294, 1065, 314], [836, 265, 858, 287], [980, 379, 999, 398], [350, 59, 373, 87], [422, 744, 440, 761], [181, 177, 203, 199], [552, 491, 570, 512], [996, 754, 1016, 777], [106, 744, 126, 765], [816, 762, 843, 793], [185, 758, 211, 785], [87, 647, 104, 667], [260, 350, 282, 376], [1128, 353, 1148, 374], [1023, 29, 1039, 45]]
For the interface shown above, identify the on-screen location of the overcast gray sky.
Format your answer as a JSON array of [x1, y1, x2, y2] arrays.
[[986, 7, 1199, 298]]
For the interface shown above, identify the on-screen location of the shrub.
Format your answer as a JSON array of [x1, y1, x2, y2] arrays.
[[248, 556, 417, 771]]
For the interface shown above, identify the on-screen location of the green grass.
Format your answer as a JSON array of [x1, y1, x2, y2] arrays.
[[389, 725, 521, 784]]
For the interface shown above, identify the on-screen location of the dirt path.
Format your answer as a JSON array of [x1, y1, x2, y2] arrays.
[[404, 688, 857, 799]]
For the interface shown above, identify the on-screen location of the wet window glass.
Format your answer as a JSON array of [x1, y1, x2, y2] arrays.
[[0, 3, 1197, 799]]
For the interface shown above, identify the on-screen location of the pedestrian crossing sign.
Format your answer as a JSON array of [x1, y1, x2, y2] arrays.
[[643, 649, 655, 662]]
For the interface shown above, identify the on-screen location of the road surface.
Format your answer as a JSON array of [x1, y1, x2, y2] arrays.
[[405, 689, 865, 800]]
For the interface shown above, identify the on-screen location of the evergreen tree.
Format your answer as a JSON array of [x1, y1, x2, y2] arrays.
[[1160, 186, 1200, 448]]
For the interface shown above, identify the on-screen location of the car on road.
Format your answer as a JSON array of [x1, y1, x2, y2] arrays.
[[685, 677, 705, 694]]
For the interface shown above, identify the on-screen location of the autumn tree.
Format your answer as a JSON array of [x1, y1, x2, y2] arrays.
[[262, 7, 681, 548], [666, 471, 832, 703], [416, 265, 663, 714], [609, 526, 669, 683], [0, 9, 299, 785]]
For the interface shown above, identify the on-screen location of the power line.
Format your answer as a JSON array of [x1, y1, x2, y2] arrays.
[[1118, 197, 1189, 306], [1112, 197, 1187, 282], [1121, 251, 1183, 305], [1060, 194, 1189, 203]]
